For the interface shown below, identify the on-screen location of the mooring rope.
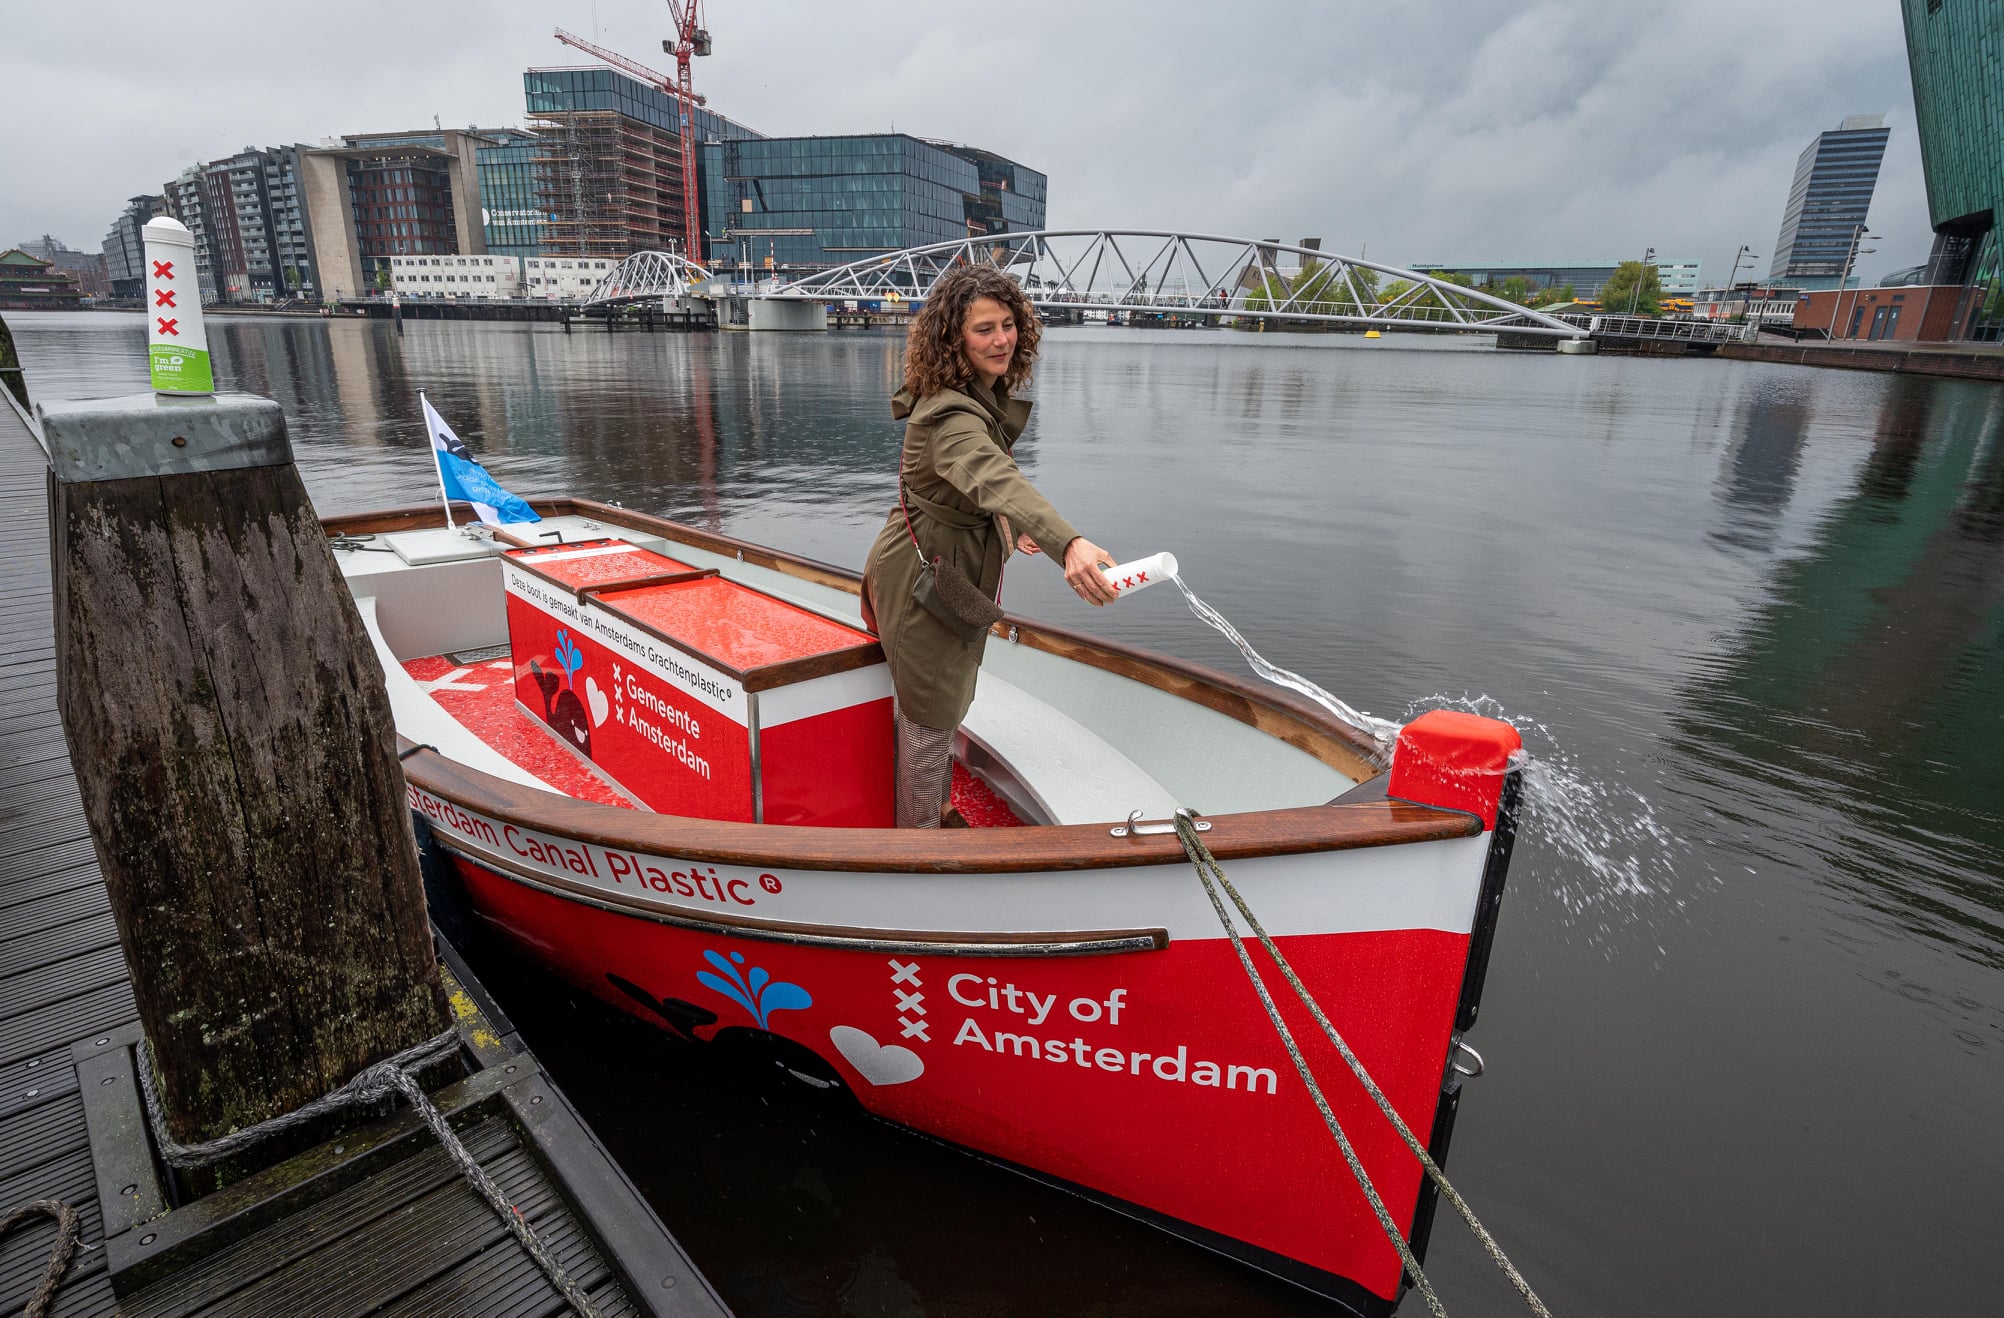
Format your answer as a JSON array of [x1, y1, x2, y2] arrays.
[[1172, 810, 1553, 1318], [137, 1026, 462, 1169], [370, 1064, 601, 1317], [1171, 813, 1449, 1317], [0, 1199, 79, 1318], [137, 1027, 601, 1316]]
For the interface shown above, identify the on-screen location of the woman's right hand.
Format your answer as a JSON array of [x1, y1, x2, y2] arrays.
[[1063, 538, 1121, 607]]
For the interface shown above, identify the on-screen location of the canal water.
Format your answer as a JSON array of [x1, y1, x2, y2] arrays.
[[14, 312, 2002, 1316]]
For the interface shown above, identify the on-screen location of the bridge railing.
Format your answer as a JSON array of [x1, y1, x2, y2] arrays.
[[1557, 313, 1756, 344], [1024, 288, 1555, 327]]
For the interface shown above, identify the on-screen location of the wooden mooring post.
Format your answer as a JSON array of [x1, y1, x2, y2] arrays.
[[36, 385, 450, 1160]]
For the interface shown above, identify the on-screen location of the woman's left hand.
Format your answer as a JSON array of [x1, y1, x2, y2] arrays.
[[1062, 537, 1121, 606]]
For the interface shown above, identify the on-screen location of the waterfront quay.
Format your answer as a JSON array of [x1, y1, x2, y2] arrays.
[[0, 378, 725, 1315]]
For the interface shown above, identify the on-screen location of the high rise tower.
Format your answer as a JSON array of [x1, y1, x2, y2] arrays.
[[1768, 114, 1890, 288], [1901, 0, 2004, 338]]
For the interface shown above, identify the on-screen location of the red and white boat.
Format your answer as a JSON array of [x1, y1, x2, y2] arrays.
[[328, 496, 1524, 1315]]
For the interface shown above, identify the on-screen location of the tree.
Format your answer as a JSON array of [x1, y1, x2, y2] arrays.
[[1292, 259, 1379, 315], [1598, 262, 1663, 317], [1239, 259, 1381, 324], [1372, 270, 1475, 322], [1237, 269, 1292, 326]]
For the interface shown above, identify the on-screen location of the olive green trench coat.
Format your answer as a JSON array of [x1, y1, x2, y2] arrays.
[[862, 381, 1079, 729]]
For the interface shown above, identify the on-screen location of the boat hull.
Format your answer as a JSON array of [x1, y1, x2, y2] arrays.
[[339, 499, 1527, 1312], [414, 787, 1505, 1311]]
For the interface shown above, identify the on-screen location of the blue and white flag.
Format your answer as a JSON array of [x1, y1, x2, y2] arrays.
[[421, 394, 540, 526]]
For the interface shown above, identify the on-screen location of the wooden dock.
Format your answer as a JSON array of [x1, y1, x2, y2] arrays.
[[0, 385, 726, 1316]]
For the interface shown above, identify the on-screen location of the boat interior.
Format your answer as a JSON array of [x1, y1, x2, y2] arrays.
[[330, 499, 1385, 831]]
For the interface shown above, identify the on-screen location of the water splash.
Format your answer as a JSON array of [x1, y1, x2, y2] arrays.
[[1165, 575, 1699, 938], [1403, 696, 1698, 928]]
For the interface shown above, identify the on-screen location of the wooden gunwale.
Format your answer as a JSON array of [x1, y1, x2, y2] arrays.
[[400, 737, 1478, 874], [438, 835, 1172, 954], [327, 497, 1388, 780]]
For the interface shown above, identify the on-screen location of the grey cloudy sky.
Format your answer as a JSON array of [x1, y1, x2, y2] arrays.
[[4, 0, 1932, 281]]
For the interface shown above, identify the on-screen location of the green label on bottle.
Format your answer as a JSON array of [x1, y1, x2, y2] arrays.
[[149, 344, 214, 395]]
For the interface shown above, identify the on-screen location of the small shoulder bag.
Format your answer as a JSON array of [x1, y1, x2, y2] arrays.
[[900, 484, 1003, 642]]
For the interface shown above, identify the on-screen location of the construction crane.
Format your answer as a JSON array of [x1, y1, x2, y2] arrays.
[[552, 14, 711, 260], [662, 2, 712, 263]]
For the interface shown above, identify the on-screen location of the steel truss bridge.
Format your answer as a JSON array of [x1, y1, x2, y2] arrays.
[[580, 232, 1752, 345], [771, 230, 1585, 338], [581, 250, 713, 306]]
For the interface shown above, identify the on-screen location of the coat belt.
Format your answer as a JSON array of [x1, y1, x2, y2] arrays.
[[900, 483, 987, 531]]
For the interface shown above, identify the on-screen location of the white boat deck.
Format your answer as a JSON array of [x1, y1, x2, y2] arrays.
[[336, 514, 1358, 824]]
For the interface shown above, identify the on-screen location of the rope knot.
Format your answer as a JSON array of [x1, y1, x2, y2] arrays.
[[351, 1061, 409, 1105]]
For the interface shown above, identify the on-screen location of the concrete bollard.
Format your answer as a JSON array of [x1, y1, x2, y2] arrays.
[[38, 389, 449, 1161]]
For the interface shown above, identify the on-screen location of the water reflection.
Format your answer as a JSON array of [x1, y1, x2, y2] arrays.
[[1709, 376, 1811, 553], [1679, 377, 2004, 965], [1856, 376, 1933, 508]]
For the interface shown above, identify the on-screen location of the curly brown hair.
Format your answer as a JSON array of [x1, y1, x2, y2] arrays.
[[901, 263, 1042, 399]]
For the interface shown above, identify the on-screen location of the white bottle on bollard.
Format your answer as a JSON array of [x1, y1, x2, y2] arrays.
[[1099, 551, 1179, 599], [144, 217, 214, 396]]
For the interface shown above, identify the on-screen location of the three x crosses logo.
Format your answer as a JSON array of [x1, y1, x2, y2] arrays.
[[152, 259, 178, 337]]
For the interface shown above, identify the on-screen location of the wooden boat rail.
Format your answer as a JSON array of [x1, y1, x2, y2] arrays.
[[328, 497, 1389, 781]]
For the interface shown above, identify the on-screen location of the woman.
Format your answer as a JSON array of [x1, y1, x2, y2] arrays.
[[863, 265, 1118, 828]]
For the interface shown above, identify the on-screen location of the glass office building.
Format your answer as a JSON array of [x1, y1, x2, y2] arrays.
[[102, 195, 163, 299], [1767, 115, 1890, 289], [700, 134, 1046, 278], [1901, 0, 2004, 338], [945, 146, 1048, 235], [475, 129, 543, 258], [1399, 259, 1701, 299], [524, 67, 761, 260]]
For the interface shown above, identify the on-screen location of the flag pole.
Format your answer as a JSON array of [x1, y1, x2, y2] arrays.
[[422, 391, 456, 529]]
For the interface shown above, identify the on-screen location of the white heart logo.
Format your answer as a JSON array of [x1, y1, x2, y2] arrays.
[[829, 1025, 924, 1086], [585, 677, 610, 727]]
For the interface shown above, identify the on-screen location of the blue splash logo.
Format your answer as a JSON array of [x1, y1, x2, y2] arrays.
[[553, 628, 585, 688], [697, 949, 813, 1029]]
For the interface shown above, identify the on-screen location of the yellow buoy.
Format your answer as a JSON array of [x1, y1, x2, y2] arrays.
[[1364, 330, 1382, 339]]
